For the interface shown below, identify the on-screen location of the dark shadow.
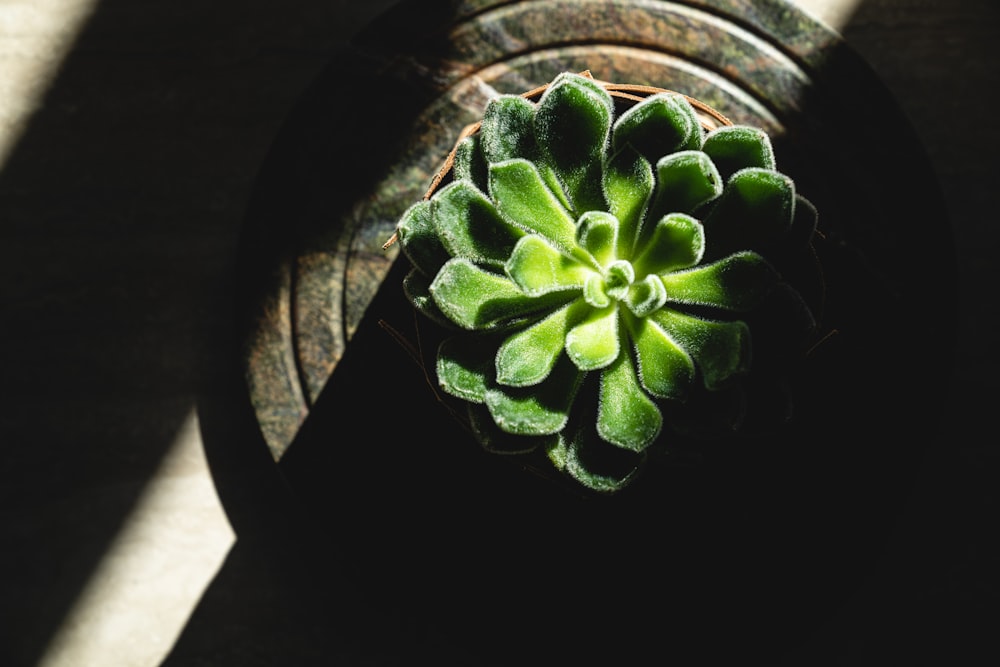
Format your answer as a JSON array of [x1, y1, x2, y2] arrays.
[[0, 3, 204, 663], [0, 2, 402, 666], [776, 1, 1000, 663], [180, 1, 976, 665]]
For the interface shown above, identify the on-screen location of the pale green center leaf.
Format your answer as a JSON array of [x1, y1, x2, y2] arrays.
[[632, 212, 705, 277], [576, 210, 619, 267], [597, 350, 663, 451], [566, 305, 620, 371], [604, 260, 634, 301], [625, 274, 667, 317], [506, 235, 594, 296], [583, 273, 611, 308], [496, 301, 584, 387], [625, 311, 695, 399]]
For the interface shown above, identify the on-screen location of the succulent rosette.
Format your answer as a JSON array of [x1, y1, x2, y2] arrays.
[[394, 72, 819, 493]]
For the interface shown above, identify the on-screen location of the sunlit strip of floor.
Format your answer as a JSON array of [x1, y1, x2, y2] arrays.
[[35, 409, 235, 667]]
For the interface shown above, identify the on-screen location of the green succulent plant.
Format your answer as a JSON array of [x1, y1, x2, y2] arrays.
[[393, 71, 819, 493]]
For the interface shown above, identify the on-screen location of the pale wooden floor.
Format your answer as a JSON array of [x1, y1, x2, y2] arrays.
[[1, 1, 996, 665]]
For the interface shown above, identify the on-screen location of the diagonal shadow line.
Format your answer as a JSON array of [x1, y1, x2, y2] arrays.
[[0, 2, 402, 665], [0, 2, 191, 664]]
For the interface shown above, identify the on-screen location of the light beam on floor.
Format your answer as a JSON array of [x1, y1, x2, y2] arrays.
[[0, 0, 98, 163], [798, 0, 864, 31], [35, 410, 236, 667]]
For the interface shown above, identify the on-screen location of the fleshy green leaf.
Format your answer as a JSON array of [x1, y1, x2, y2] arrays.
[[660, 251, 778, 312], [402, 268, 454, 328], [479, 94, 537, 164], [468, 404, 553, 454], [604, 261, 635, 301], [611, 92, 703, 162], [433, 181, 522, 267], [632, 212, 705, 277], [543, 72, 615, 114], [648, 308, 750, 390], [534, 73, 612, 213], [437, 335, 495, 403], [702, 125, 776, 181], [505, 235, 594, 296], [566, 305, 619, 371], [485, 354, 583, 435], [647, 150, 723, 226], [626, 311, 695, 399], [453, 134, 488, 191], [397, 200, 449, 277], [603, 144, 653, 258], [430, 258, 557, 329], [547, 427, 645, 493], [488, 158, 578, 253], [495, 301, 585, 387], [702, 167, 795, 260], [624, 274, 667, 317], [583, 273, 611, 308], [576, 210, 619, 267], [597, 349, 662, 451], [394, 71, 820, 494]]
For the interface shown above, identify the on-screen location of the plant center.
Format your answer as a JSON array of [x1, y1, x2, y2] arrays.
[[603, 260, 635, 301]]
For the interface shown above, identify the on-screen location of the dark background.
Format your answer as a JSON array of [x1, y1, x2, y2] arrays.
[[1, 1, 997, 665]]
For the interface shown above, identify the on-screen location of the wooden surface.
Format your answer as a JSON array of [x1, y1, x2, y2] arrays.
[[0, 1, 997, 665]]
